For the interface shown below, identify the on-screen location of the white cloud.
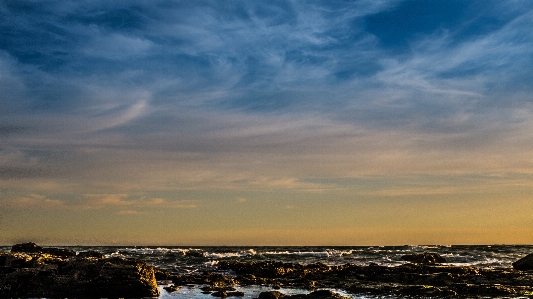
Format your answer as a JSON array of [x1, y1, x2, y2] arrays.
[[82, 28, 154, 60], [8, 194, 65, 208], [82, 194, 197, 210]]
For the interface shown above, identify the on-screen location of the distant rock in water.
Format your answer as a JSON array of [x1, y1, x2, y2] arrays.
[[1, 242, 159, 298], [11, 242, 76, 257], [10, 242, 42, 253], [77, 250, 106, 259], [400, 252, 446, 264], [513, 253, 533, 270]]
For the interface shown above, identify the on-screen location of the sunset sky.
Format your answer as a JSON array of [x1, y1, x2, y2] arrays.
[[1, 0, 533, 245]]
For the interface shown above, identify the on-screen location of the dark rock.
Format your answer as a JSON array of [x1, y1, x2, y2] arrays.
[[513, 253, 533, 270], [218, 261, 308, 278], [398, 285, 454, 296], [212, 259, 533, 297], [212, 290, 228, 297], [0, 252, 33, 267], [11, 242, 75, 257], [259, 291, 285, 299], [186, 249, 205, 258], [400, 252, 446, 264], [164, 284, 180, 292], [11, 242, 42, 253], [211, 290, 244, 297], [155, 268, 173, 280], [77, 250, 105, 259], [0, 246, 159, 298], [42, 247, 76, 257]]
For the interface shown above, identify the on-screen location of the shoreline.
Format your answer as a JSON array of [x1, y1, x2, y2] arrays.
[[3, 243, 533, 298]]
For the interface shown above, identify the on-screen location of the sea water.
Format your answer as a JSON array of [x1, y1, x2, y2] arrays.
[[109, 245, 533, 271]]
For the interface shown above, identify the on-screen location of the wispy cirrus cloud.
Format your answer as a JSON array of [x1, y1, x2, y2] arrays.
[[2, 1, 533, 244], [82, 194, 197, 210], [2, 193, 197, 212], [8, 194, 65, 209]]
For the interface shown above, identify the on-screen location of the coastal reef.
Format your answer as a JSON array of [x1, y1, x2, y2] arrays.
[[3, 243, 533, 298], [165, 253, 533, 297], [0, 243, 159, 298]]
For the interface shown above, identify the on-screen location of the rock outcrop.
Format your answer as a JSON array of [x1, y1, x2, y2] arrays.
[[513, 253, 533, 270], [400, 252, 446, 264], [175, 260, 533, 297], [0, 243, 159, 298], [11, 242, 76, 257]]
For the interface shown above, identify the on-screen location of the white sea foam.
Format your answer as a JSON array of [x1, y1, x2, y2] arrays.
[[203, 248, 258, 259], [263, 249, 355, 257], [97, 245, 532, 269]]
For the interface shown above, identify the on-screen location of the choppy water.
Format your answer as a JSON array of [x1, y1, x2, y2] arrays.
[[67, 245, 533, 273], [3, 245, 532, 298]]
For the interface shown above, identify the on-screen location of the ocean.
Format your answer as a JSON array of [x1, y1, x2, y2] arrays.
[[3, 245, 532, 298]]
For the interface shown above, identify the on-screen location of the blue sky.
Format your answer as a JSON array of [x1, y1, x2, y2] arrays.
[[1, 0, 533, 245]]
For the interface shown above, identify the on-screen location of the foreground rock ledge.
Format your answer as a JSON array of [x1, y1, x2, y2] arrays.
[[0, 243, 159, 298]]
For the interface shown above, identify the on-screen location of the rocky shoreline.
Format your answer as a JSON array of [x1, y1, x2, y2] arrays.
[[0, 243, 159, 298], [2, 243, 533, 298], [163, 252, 533, 298]]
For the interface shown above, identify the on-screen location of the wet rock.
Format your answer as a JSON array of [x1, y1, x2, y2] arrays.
[[11, 242, 75, 257], [212, 290, 228, 297], [11, 242, 42, 253], [42, 247, 76, 257], [213, 259, 533, 297], [258, 291, 286, 299], [398, 285, 456, 296], [513, 253, 533, 270], [77, 250, 105, 259], [155, 268, 173, 280], [212, 290, 245, 297], [400, 252, 446, 264], [0, 252, 33, 267], [164, 284, 180, 292], [0, 244, 159, 298], [218, 261, 309, 278]]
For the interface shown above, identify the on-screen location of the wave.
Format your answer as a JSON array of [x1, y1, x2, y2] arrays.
[[262, 249, 356, 258], [204, 248, 258, 259], [117, 247, 205, 258], [95, 245, 533, 269]]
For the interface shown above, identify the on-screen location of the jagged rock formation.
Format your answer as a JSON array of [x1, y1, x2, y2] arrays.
[[5, 243, 533, 298], [167, 259, 533, 297], [0, 243, 159, 298], [513, 253, 533, 271]]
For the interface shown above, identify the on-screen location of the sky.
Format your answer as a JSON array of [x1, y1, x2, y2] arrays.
[[1, 0, 533, 246]]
